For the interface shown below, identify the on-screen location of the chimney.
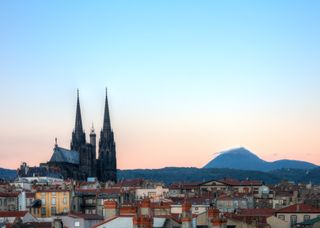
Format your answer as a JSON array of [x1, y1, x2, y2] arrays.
[[181, 199, 192, 228], [140, 198, 152, 216], [133, 215, 153, 228], [104, 201, 119, 219], [133, 198, 153, 228], [207, 206, 227, 228]]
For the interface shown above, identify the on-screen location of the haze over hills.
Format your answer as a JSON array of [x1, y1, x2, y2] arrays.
[[1, 166, 320, 184], [203, 147, 318, 171], [0, 168, 17, 180], [1, 147, 318, 183]]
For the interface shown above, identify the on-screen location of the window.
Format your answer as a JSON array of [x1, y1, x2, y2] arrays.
[[290, 215, 297, 225], [63, 197, 67, 205], [51, 198, 56, 205], [74, 221, 80, 227], [63, 208, 68, 213], [41, 198, 46, 206], [148, 192, 156, 198], [41, 207, 46, 216], [51, 207, 56, 215], [0, 199, 2, 206], [304, 215, 310, 221], [52, 192, 56, 196], [278, 215, 285, 220]]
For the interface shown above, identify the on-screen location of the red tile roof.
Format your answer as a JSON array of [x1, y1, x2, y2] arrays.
[[238, 208, 276, 217], [220, 178, 262, 186], [0, 192, 19, 197], [276, 204, 320, 213], [99, 188, 121, 194], [169, 182, 201, 190], [0, 211, 28, 217]]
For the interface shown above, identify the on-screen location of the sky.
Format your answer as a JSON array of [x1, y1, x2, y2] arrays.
[[0, 1, 320, 170]]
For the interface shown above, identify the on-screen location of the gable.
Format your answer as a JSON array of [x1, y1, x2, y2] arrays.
[[201, 180, 227, 186]]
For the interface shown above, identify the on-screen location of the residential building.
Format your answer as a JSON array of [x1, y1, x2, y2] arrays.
[[33, 190, 70, 217], [271, 204, 320, 227], [0, 192, 19, 211]]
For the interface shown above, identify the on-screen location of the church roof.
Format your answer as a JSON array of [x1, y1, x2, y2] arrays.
[[50, 146, 79, 165]]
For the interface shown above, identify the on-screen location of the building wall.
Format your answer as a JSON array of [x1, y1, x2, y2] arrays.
[[33, 191, 70, 218], [96, 217, 133, 228], [275, 213, 320, 226], [62, 216, 82, 228], [61, 216, 85, 228], [10, 182, 32, 191], [200, 181, 228, 192], [0, 196, 18, 211], [267, 216, 290, 228], [135, 186, 169, 202], [171, 205, 208, 215], [227, 218, 257, 228]]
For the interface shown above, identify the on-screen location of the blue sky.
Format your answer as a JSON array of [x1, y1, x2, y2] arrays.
[[1, 1, 320, 169]]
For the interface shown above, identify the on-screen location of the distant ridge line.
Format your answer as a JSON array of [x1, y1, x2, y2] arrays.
[[203, 147, 318, 171]]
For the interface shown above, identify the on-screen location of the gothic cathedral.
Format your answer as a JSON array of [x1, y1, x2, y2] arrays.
[[48, 89, 117, 182]]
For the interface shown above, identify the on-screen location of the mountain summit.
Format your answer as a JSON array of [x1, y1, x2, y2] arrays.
[[203, 147, 317, 171]]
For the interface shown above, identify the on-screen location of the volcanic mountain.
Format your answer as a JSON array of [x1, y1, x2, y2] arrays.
[[203, 147, 317, 171]]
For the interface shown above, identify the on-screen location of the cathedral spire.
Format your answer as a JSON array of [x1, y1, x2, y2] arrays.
[[103, 88, 111, 131], [75, 89, 84, 133], [98, 88, 117, 183], [71, 89, 86, 151]]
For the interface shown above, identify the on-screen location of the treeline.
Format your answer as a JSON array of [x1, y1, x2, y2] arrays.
[[118, 167, 320, 185]]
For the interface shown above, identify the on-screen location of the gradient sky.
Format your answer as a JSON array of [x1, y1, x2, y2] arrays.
[[1, 1, 320, 170]]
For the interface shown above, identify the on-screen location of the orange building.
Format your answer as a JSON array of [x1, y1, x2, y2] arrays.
[[32, 190, 70, 218]]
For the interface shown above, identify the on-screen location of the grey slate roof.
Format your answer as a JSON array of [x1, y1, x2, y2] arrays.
[[50, 146, 79, 165]]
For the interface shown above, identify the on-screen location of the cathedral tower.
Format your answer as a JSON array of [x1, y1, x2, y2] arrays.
[[98, 88, 117, 182], [71, 89, 86, 151], [70, 89, 96, 179]]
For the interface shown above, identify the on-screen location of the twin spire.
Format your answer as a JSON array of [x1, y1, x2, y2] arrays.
[[74, 89, 84, 134], [103, 88, 112, 131], [74, 88, 111, 134]]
